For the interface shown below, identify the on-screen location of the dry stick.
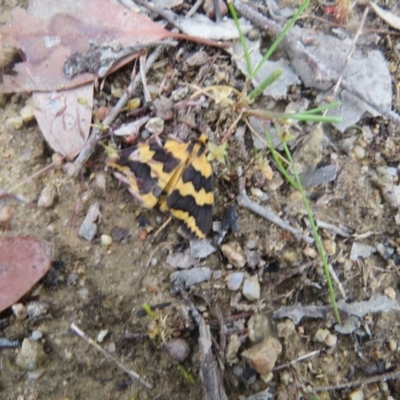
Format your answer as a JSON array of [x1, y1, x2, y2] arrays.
[[139, 53, 152, 103], [313, 368, 400, 392], [71, 44, 166, 178], [187, 0, 204, 18], [236, 166, 314, 245], [273, 349, 322, 371], [330, 6, 369, 100], [70, 323, 152, 389], [232, 0, 400, 127]]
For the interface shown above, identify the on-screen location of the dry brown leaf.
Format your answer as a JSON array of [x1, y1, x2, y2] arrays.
[[32, 84, 93, 159], [0, 0, 176, 93], [0, 236, 53, 313]]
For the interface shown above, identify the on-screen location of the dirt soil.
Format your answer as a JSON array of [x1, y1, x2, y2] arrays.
[[2, 1, 400, 399]]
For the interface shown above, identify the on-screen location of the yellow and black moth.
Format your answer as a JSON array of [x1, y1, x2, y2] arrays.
[[107, 134, 213, 238]]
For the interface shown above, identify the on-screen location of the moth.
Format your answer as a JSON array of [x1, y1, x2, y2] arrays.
[[107, 134, 213, 238]]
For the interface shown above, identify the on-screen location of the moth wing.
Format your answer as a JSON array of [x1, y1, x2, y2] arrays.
[[165, 141, 214, 238], [108, 140, 187, 208]]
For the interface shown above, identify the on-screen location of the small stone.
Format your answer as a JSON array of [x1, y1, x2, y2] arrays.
[[164, 339, 190, 362], [221, 242, 246, 268], [145, 117, 164, 135], [225, 334, 241, 365], [384, 287, 396, 300], [226, 272, 244, 291], [348, 388, 364, 400], [388, 339, 397, 351], [139, 229, 148, 241], [20, 103, 35, 123], [0, 206, 12, 224], [245, 238, 258, 250], [97, 329, 108, 343], [248, 314, 273, 343], [247, 28, 260, 40], [170, 267, 212, 289], [245, 249, 262, 268], [11, 303, 28, 320], [106, 342, 116, 353], [212, 270, 222, 280], [26, 302, 49, 319], [101, 234, 112, 247], [303, 246, 317, 258], [315, 328, 330, 343], [325, 333, 337, 347], [111, 227, 130, 243], [29, 330, 43, 341], [171, 87, 189, 101], [189, 238, 216, 259], [37, 184, 56, 208], [186, 51, 208, 67], [353, 145, 365, 160], [242, 275, 260, 301], [276, 319, 295, 339], [282, 249, 300, 264], [16, 339, 47, 370], [323, 239, 337, 256], [241, 337, 282, 374], [6, 116, 23, 129]]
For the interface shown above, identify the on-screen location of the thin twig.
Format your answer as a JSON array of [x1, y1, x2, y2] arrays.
[[139, 53, 152, 103], [70, 323, 152, 389], [236, 166, 314, 245], [273, 349, 322, 371], [71, 45, 166, 178], [330, 7, 369, 100], [313, 368, 400, 392], [187, 0, 204, 18]]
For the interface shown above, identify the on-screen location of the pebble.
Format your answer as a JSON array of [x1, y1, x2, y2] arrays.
[[388, 339, 397, 351], [145, 117, 164, 135], [245, 249, 262, 268], [6, 116, 23, 129], [11, 303, 28, 320], [29, 330, 43, 341], [20, 103, 35, 123], [248, 314, 273, 343], [384, 287, 396, 300], [170, 267, 212, 289], [226, 272, 244, 291], [101, 234, 112, 247], [97, 329, 108, 343], [26, 301, 49, 319], [221, 242, 246, 268], [78, 202, 100, 241], [325, 333, 337, 347], [186, 51, 208, 67], [189, 238, 216, 259], [212, 270, 222, 280], [314, 328, 330, 343], [348, 388, 364, 400], [241, 337, 282, 374], [225, 334, 241, 365], [353, 145, 365, 160], [27, 368, 47, 380], [16, 338, 47, 370], [164, 338, 190, 362], [0, 206, 12, 224], [247, 28, 260, 40], [37, 184, 57, 208], [111, 227, 130, 243], [303, 246, 317, 259], [242, 276, 260, 301], [323, 239, 337, 256], [276, 319, 295, 339]]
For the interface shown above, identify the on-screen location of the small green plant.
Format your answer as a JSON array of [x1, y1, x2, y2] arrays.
[[228, 0, 341, 323]]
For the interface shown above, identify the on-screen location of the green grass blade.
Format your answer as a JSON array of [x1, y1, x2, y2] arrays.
[[251, 0, 310, 79], [228, 0, 252, 75], [248, 69, 283, 101]]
